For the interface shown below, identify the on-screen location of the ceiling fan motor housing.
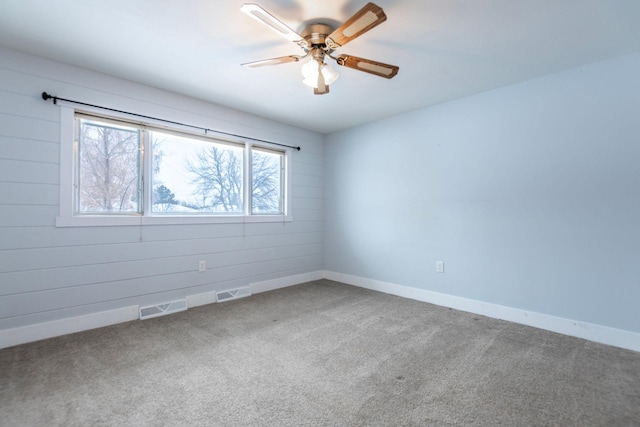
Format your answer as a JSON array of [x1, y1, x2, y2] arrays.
[[301, 24, 333, 50]]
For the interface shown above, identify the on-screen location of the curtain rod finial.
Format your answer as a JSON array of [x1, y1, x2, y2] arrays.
[[42, 92, 57, 104]]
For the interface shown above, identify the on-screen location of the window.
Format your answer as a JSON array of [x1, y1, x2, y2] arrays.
[[58, 109, 290, 226], [149, 129, 247, 214], [251, 147, 284, 214], [76, 116, 142, 214]]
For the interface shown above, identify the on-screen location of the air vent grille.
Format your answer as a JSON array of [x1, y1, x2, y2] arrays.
[[216, 287, 251, 302], [139, 299, 187, 320]]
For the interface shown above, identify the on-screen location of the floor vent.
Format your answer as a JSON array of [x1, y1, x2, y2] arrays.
[[139, 299, 187, 320], [216, 287, 251, 302]]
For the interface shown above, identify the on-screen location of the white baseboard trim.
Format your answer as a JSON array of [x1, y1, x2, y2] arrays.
[[323, 270, 640, 353], [0, 271, 325, 349], [251, 270, 324, 294], [5, 270, 637, 353], [0, 306, 139, 349], [186, 290, 218, 308]]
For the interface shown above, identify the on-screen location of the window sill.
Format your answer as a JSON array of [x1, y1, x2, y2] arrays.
[[55, 214, 292, 227]]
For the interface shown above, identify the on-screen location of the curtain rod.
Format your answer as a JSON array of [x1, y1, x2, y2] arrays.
[[41, 92, 301, 151]]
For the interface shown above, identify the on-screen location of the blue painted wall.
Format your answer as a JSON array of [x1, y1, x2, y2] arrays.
[[325, 52, 640, 333]]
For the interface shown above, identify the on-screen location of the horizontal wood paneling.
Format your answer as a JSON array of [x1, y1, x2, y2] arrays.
[[0, 205, 58, 227], [292, 173, 323, 188], [0, 232, 323, 273], [0, 242, 323, 296], [0, 65, 65, 95], [0, 254, 322, 316], [0, 264, 322, 331], [0, 113, 58, 141], [290, 197, 323, 211], [292, 185, 323, 200], [0, 136, 59, 164], [291, 209, 323, 223], [0, 182, 59, 206], [0, 226, 148, 250], [0, 159, 59, 184], [0, 46, 324, 331], [294, 162, 323, 177], [0, 89, 60, 121], [293, 151, 324, 167]]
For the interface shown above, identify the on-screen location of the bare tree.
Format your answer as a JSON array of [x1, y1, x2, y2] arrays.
[[187, 146, 243, 212], [186, 146, 281, 213], [252, 151, 281, 213], [77, 121, 139, 212], [76, 122, 282, 215]]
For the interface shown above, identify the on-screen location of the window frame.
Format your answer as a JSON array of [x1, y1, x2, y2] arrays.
[[56, 104, 293, 227]]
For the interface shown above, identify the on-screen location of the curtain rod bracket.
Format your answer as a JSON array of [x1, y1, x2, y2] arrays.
[[42, 91, 57, 104]]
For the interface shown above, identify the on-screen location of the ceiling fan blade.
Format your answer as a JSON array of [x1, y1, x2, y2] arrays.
[[326, 3, 387, 48], [241, 4, 308, 48], [335, 54, 399, 79], [242, 55, 301, 68]]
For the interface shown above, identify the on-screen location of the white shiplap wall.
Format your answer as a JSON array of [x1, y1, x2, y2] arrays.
[[0, 47, 324, 339]]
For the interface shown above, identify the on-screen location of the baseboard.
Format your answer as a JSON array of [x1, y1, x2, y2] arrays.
[[6, 270, 636, 353], [250, 270, 324, 294], [186, 290, 218, 308], [322, 270, 640, 353], [0, 306, 139, 349], [0, 271, 326, 349]]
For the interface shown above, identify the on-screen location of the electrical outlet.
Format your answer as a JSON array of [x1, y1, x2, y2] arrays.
[[198, 260, 206, 272], [436, 261, 445, 273]]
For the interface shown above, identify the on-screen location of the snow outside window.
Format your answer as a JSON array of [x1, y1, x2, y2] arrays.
[[58, 111, 290, 226]]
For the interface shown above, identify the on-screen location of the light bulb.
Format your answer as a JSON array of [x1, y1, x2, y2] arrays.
[[301, 60, 318, 80], [322, 64, 339, 85], [301, 59, 339, 88], [302, 78, 317, 88]]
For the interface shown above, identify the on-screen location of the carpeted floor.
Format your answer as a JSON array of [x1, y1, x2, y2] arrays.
[[1, 280, 639, 426]]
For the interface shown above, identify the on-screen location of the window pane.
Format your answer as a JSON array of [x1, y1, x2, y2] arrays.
[[151, 131, 244, 214], [252, 149, 283, 214], [76, 118, 141, 213]]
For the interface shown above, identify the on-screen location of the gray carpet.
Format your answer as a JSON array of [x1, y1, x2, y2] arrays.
[[1, 280, 639, 426]]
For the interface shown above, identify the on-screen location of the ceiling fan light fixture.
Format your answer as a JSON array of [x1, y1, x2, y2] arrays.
[[322, 64, 339, 85], [240, 3, 398, 95], [302, 78, 318, 88], [301, 59, 339, 88]]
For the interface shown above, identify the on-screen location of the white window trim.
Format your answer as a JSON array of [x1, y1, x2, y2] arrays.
[[56, 103, 293, 227]]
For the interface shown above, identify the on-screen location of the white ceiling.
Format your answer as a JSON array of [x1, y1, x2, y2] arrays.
[[2, 0, 640, 134]]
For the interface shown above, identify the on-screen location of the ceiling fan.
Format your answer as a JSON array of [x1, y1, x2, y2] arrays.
[[241, 2, 399, 95]]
